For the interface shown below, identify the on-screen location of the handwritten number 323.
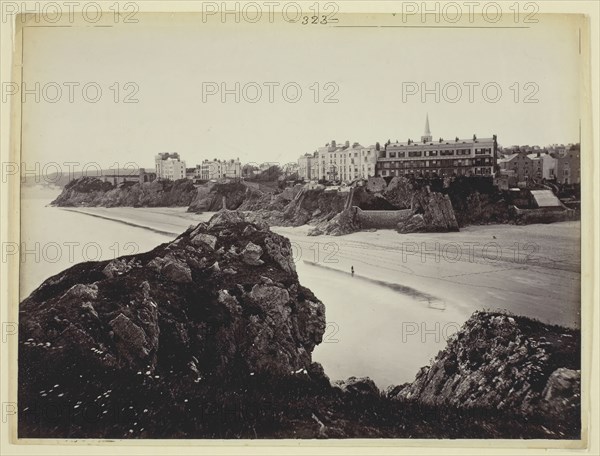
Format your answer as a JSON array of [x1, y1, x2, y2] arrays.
[[301, 15, 329, 25]]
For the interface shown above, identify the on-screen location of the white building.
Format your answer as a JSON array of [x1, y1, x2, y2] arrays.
[[298, 152, 316, 181], [313, 140, 379, 183], [155, 153, 186, 181], [527, 152, 557, 180], [201, 158, 241, 180]]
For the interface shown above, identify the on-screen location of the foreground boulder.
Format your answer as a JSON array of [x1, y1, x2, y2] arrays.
[[19, 211, 327, 437], [389, 311, 580, 426]]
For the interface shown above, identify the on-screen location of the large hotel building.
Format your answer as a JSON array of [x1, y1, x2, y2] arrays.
[[312, 141, 379, 182], [376, 116, 497, 178]]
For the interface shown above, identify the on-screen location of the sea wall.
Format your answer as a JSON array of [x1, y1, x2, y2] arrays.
[[356, 208, 413, 229], [510, 206, 579, 225]]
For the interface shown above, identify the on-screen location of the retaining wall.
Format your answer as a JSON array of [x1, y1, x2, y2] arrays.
[[355, 207, 413, 229]]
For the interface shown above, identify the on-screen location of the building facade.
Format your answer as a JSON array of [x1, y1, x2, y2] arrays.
[[155, 153, 186, 181], [498, 153, 533, 182], [298, 152, 316, 181], [376, 117, 497, 178], [138, 168, 157, 184], [312, 140, 379, 183], [556, 148, 581, 184], [527, 152, 557, 181], [201, 158, 242, 180]]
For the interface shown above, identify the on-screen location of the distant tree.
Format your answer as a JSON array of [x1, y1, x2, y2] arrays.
[[255, 165, 283, 182], [242, 164, 258, 178]]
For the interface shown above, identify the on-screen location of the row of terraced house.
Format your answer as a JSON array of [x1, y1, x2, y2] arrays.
[[152, 153, 242, 182], [297, 115, 497, 183]]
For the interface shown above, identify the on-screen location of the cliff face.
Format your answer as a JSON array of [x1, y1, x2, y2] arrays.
[[443, 177, 512, 226], [187, 182, 267, 212], [389, 312, 580, 427], [396, 188, 459, 233], [51, 177, 197, 207], [243, 188, 351, 230]]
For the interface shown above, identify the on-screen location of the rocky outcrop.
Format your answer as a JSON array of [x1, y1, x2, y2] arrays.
[[307, 208, 362, 236], [381, 176, 415, 209], [333, 377, 380, 397], [187, 182, 267, 212], [389, 312, 580, 426], [281, 189, 348, 226], [51, 177, 197, 207], [396, 188, 459, 233], [19, 211, 328, 437]]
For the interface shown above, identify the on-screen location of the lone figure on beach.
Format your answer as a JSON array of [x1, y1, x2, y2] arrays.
[[351, 266, 354, 276]]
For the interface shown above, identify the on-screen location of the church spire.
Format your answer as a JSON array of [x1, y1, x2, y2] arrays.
[[422, 113, 432, 143]]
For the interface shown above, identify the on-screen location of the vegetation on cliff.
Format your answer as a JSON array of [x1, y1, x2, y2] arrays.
[[51, 177, 197, 207]]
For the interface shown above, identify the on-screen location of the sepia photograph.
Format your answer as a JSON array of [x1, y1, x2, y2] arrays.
[[0, 0, 598, 452]]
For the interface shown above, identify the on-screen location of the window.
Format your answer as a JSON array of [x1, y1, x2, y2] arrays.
[[389, 152, 396, 158], [429, 150, 438, 156], [408, 151, 422, 157]]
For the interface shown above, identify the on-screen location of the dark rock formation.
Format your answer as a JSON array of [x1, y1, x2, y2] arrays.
[[308, 208, 362, 236], [51, 177, 197, 207], [19, 211, 327, 437], [396, 188, 459, 233], [333, 377, 380, 397], [187, 182, 265, 212], [281, 189, 348, 227], [381, 176, 415, 209], [389, 311, 580, 429]]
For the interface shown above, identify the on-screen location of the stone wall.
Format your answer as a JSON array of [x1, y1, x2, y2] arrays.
[[510, 206, 578, 224], [355, 207, 413, 229]]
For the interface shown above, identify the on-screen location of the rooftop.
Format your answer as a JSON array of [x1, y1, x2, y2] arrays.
[[388, 137, 495, 148]]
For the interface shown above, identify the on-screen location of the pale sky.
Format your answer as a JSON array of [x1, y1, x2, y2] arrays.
[[20, 14, 584, 170]]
